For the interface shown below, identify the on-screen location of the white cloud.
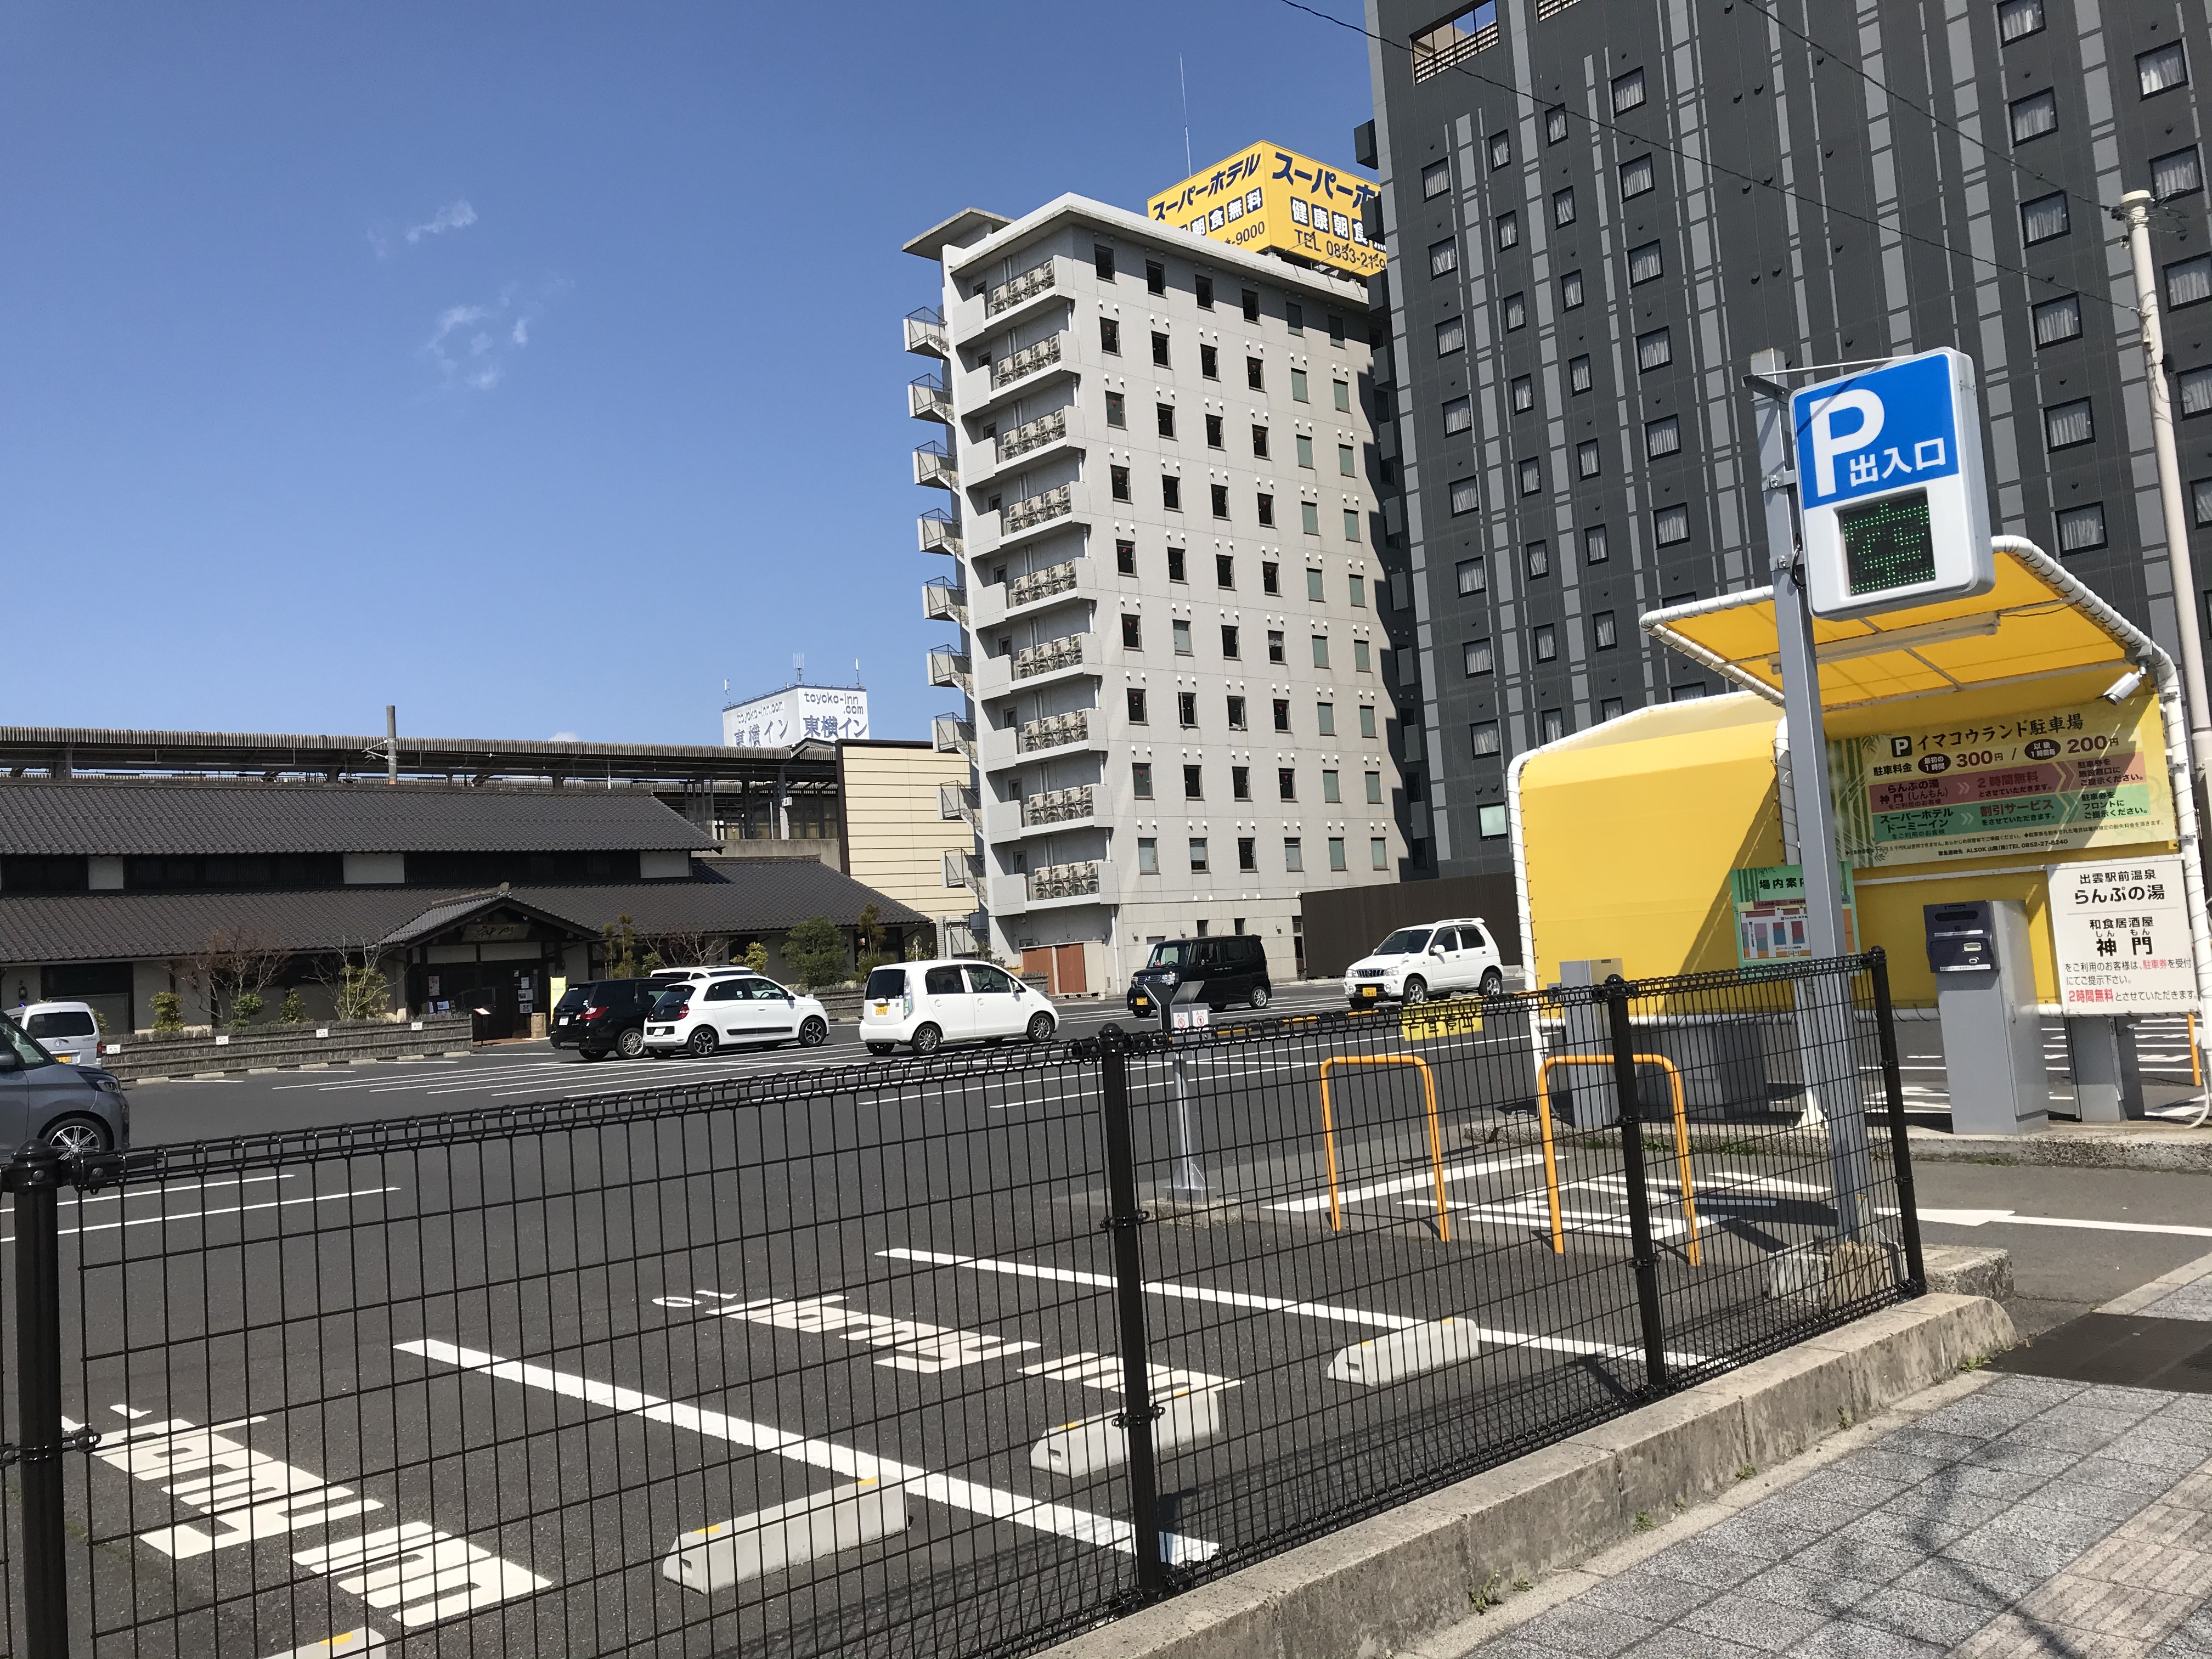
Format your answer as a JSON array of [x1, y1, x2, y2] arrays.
[[372, 199, 477, 258], [422, 286, 551, 393], [551, 731, 579, 742]]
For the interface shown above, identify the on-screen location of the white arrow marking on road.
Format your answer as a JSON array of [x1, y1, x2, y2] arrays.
[[397, 1339, 1217, 1564], [1902, 1207, 2212, 1238]]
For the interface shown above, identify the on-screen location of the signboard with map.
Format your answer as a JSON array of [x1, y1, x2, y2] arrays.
[[1826, 696, 2172, 869]]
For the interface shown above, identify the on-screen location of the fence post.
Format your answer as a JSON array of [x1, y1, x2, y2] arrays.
[[1603, 980, 1670, 1394], [1867, 949, 1927, 1293], [7, 1145, 69, 1657], [1096, 1026, 1167, 1599]]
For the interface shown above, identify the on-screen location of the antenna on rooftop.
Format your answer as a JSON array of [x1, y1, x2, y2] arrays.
[[793, 652, 804, 685], [1179, 55, 1193, 174]]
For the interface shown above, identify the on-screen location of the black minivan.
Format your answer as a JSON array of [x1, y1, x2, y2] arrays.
[[550, 979, 663, 1060], [1127, 935, 1272, 1017]]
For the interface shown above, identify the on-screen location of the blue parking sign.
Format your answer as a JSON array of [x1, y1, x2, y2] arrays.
[[1791, 348, 1991, 619]]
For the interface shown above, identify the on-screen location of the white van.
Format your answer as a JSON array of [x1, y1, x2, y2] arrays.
[[859, 961, 1058, 1056], [18, 1002, 102, 1065]]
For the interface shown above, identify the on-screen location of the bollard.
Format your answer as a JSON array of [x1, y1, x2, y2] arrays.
[[7, 1144, 69, 1657]]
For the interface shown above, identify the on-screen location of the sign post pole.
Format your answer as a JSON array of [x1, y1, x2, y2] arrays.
[[1747, 348, 1875, 1237]]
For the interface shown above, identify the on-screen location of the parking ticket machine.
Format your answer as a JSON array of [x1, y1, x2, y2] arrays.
[[1924, 900, 2049, 1135]]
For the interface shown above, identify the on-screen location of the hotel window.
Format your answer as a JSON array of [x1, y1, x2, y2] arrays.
[[1105, 390, 1126, 426], [1628, 240, 1664, 284], [2194, 478, 2212, 527], [1242, 289, 1260, 321], [1216, 554, 1234, 587], [1533, 623, 1557, 662], [1228, 697, 1248, 731], [1146, 259, 1166, 295], [1496, 210, 1520, 251], [1278, 767, 1297, 801], [1545, 104, 1568, 143], [1221, 623, 1240, 657], [1231, 761, 1250, 795], [1552, 186, 1576, 227], [1359, 704, 1377, 738], [1349, 573, 1365, 606], [1307, 566, 1325, 600], [1161, 475, 1182, 510], [1195, 274, 1213, 308], [1251, 424, 1270, 457], [1601, 696, 1624, 720], [1503, 292, 1527, 330], [1339, 443, 1355, 476], [1116, 539, 1137, 574], [1151, 331, 1170, 366], [1167, 546, 1187, 582], [1654, 503, 1690, 545], [1450, 477, 1480, 515], [1328, 837, 1346, 871], [2044, 397, 2093, 450], [1519, 457, 1542, 495], [1489, 131, 1511, 168], [1997, 0, 2042, 42], [2021, 192, 2069, 244], [2008, 88, 2056, 143], [1464, 638, 1494, 676], [1421, 157, 1451, 198], [1477, 804, 1508, 837], [1273, 696, 1290, 729], [1200, 342, 1220, 378], [1636, 326, 1672, 370], [1183, 764, 1203, 799], [1177, 692, 1198, 727], [1645, 414, 1681, 458], [1323, 771, 1341, 804], [1526, 539, 1549, 577], [1437, 315, 1466, 355], [1094, 245, 1116, 280], [2139, 42, 2187, 98], [1511, 375, 1534, 413], [1292, 368, 1310, 402], [1444, 396, 1473, 434], [1137, 837, 1158, 874], [1316, 701, 1335, 736], [1471, 720, 1500, 757], [1334, 379, 1350, 411], [1297, 433, 1315, 468], [1430, 237, 1459, 277], [1457, 555, 1486, 594], [1206, 412, 1224, 448], [1620, 153, 1654, 199], [2032, 294, 2081, 345], [1111, 465, 1131, 501], [1560, 269, 1584, 309], [1172, 619, 1193, 654], [1127, 688, 1148, 723], [1367, 772, 1384, 805], [1131, 762, 1153, 798], [1576, 439, 1601, 479], [2056, 503, 2107, 553], [2153, 146, 2203, 200], [1593, 610, 1617, 650], [1353, 637, 1371, 671], [1121, 614, 1142, 648], [1158, 402, 1176, 438], [1238, 837, 1257, 872], [1583, 524, 1609, 563], [1568, 354, 1592, 393], [1611, 66, 1646, 112], [1541, 709, 1566, 743], [2168, 255, 2212, 309], [1262, 560, 1279, 592], [1371, 837, 1389, 870], [2180, 366, 2212, 417], [1248, 356, 1265, 389], [1101, 318, 1121, 354], [1283, 837, 1303, 872], [1312, 634, 1331, 668], [1210, 483, 1229, 518], [1189, 837, 1208, 871]]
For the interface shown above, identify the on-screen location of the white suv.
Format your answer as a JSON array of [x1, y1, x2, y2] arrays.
[[1342, 919, 1505, 1008], [859, 960, 1058, 1056], [642, 975, 828, 1057]]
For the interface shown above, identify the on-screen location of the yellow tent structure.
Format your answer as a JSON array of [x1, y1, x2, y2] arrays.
[[1509, 539, 2211, 1024]]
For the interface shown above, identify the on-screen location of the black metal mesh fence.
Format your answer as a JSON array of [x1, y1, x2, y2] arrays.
[[2, 952, 1917, 1658]]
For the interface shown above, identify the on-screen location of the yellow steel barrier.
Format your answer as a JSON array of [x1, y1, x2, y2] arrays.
[[1317, 1056, 1451, 1242], [1533, 1054, 1700, 1266]]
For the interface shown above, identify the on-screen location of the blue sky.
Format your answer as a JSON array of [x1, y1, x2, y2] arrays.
[[0, 2, 1379, 747]]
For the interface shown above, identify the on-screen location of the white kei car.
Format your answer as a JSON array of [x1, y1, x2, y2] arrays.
[[1341, 918, 1506, 1008], [18, 1001, 103, 1065], [642, 974, 828, 1057], [859, 960, 1058, 1056]]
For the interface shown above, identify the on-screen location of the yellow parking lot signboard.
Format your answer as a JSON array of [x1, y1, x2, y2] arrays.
[[1400, 1002, 1482, 1042], [1147, 143, 1386, 278]]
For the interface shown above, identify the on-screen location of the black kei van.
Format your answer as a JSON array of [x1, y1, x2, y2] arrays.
[[1127, 935, 1272, 1017]]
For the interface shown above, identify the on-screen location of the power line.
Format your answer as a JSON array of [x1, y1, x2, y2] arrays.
[[1734, 0, 2094, 216], [1273, 0, 2138, 323]]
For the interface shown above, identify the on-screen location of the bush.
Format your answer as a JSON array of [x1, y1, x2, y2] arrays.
[[743, 941, 769, 975], [783, 917, 849, 990], [278, 989, 309, 1025], [228, 991, 263, 1028], [151, 992, 184, 1033], [335, 964, 390, 1023]]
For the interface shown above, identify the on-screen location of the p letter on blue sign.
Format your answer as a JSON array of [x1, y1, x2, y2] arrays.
[[1792, 347, 1993, 620]]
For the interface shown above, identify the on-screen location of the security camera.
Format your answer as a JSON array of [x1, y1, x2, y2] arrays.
[[2102, 666, 2147, 705]]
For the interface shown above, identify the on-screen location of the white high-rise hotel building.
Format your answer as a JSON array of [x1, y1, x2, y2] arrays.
[[903, 193, 1410, 995]]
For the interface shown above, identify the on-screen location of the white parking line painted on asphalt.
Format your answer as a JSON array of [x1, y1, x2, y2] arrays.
[[1265, 1152, 1549, 1214], [1905, 1207, 2212, 1239], [3, 1186, 398, 1245], [702, 1294, 1041, 1373], [882, 1250, 1707, 1367], [397, 1339, 1219, 1564], [61, 1173, 291, 1206]]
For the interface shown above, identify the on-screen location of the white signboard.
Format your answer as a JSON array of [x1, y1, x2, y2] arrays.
[[1792, 348, 1993, 620], [2049, 856, 2197, 1013], [721, 686, 868, 749]]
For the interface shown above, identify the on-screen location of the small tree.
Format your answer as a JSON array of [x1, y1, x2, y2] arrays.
[[185, 930, 289, 1028], [601, 915, 645, 980], [150, 991, 184, 1034], [319, 938, 394, 1023], [742, 940, 769, 975], [906, 924, 938, 962], [853, 904, 895, 978], [278, 988, 309, 1025], [783, 917, 848, 990], [229, 991, 264, 1028]]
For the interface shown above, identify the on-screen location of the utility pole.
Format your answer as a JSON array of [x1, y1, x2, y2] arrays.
[[2119, 191, 2212, 812]]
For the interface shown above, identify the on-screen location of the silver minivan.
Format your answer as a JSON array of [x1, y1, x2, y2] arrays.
[[0, 1012, 129, 1154]]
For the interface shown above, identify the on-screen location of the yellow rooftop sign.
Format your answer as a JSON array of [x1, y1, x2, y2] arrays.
[[1146, 143, 1386, 279]]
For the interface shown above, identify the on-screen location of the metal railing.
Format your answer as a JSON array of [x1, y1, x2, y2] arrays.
[[942, 848, 985, 889], [1024, 785, 1094, 825], [909, 373, 953, 422], [932, 712, 975, 757], [927, 647, 972, 690], [904, 304, 947, 356], [922, 578, 968, 623], [0, 954, 1918, 1659], [992, 335, 1062, 388], [1013, 634, 1086, 680], [987, 261, 1057, 315], [1003, 484, 1072, 534], [939, 782, 980, 824], [913, 440, 958, 490], [1026, 860, 1102, 901], [1018, 711, 1089, 752], [997, 408, 1067, 464], [1009, 560, 1079, 608], [918, 508, 963, 556]]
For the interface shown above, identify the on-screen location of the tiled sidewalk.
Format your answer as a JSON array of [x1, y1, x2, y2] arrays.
[[1459, 1255, 2212, 1659]]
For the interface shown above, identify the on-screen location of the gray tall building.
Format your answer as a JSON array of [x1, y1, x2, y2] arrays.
[[1362, 0, 2211, 875]]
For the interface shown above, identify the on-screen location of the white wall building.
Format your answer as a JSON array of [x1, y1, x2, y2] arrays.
[[902, 194, 1412, 995], [721, 684, 869, 749]]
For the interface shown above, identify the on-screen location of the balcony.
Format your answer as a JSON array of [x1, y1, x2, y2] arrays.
[[992, 335, 1062, 388], [909, 373, 953, 424], [922, 578, 968, 624], [933, 713, 975, 758], [1013, 633, 1086, 681], [997, 408, 1067, 465], [988, 262, 1057, 316], [913, 441, 958, 491], [944, 850, 986, 892], [1003, 483, 1071, 535], [904, 306, 948, 358], [927, 647, 973, 692], [939, 783, 980, 828], [1024, 785, 1094, 826], [1018, 712, 1090, 753], [1028, 861, 1102, 904], [918, 509, 963, 557], [1008, 560, 1079, 610]]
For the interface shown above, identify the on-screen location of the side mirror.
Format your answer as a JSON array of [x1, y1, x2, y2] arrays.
[[0, 1050, 20, 1073], [785, 993, 794, 1004]]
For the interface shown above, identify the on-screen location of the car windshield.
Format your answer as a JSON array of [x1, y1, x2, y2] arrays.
[[26, 1012, 96, 1038], [865, 967, 907, 998], [1374, 928, 1432, 956], [1146, 943, 1191, 969], [650, 990, 689, 1017], [0, 1017, 54, 1070]]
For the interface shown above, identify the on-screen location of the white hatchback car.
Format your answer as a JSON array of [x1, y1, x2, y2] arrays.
[[1341, 918, 1506, 1008], [18, 1001, 103, 1065], [641, 975, 828, 1057], [860, 960, 1058, 1056]]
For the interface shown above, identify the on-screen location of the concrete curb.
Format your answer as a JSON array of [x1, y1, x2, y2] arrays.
[[1903, 1126, 2212, 1174], [1922, 1243, 2014, 1302], [2096, 1243, 2212, 1315], [1036, 1293, 2016, 1659]]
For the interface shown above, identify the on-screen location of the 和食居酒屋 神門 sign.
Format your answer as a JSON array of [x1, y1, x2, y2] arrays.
[[1146, 143, 1386, 279], [2048, 857, 2196, 1012], [1826, 697, 2174, 869]]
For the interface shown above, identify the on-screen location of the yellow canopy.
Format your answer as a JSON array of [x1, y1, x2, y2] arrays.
[[1642, 546, 2134, 711]]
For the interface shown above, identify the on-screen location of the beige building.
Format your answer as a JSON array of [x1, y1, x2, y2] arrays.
[[835, 739, 975, 952]]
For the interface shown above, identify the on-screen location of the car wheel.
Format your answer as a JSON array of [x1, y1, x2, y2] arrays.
[[866, 1042, 895, 1057], [1026, 1012, 1056, 1044], [1479, 969, 1504, 997], [687, 1026, 719, 1058], [1402, 977, 1430, 1006], [799, 1017, 828, 1047], [616, 1028, 646, 1059], [1249, 983, 1272, 1009], [910, 1024, 943, 1057], [43, 1115, 111, 1156]]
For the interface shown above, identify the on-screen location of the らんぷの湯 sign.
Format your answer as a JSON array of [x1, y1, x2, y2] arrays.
[[2049, 856, 2196, 1012], [1826, 696, 2172, 869]]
